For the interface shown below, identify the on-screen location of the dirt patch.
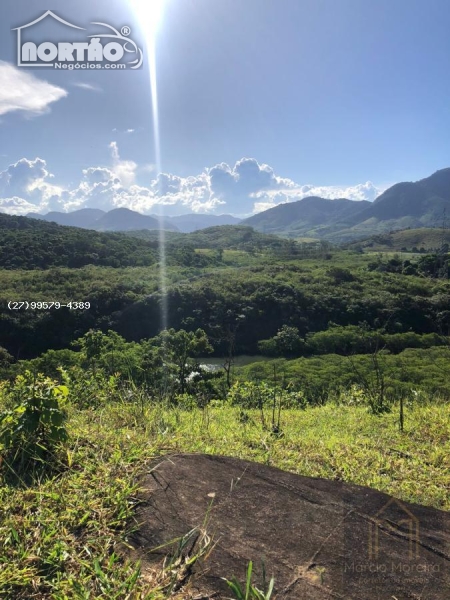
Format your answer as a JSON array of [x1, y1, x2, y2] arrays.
[[129, 454, 449, 599]]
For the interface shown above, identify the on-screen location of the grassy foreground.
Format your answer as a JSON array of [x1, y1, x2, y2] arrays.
[[1, 399, 449, 598]]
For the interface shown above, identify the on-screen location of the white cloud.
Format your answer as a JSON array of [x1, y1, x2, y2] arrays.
[[0, 197, 38, 215], [252, 200, 279, 214], [0, 157, 51, 197], [294, 181, 381, 202], [250, 180, 383, 212], [0, 156, 68, 213], [109, 141, 137, 187], [0, 149, 383, 217], [0, 61, 67, 117], [112, 127, 136, 134], [73, 82, 103, 92]]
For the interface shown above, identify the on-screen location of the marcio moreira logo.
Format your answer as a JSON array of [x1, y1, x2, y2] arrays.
[[13, 10, 143, 70], [368, 497, 420, 560]]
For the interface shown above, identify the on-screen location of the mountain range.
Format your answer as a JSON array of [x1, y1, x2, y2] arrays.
[[243, 168, 450, 241], [24, 168, 450, 242], [26, 208, 241, 233]]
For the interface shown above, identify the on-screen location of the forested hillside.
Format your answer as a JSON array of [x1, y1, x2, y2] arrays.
[[0, 213, 157, 269], [243, 167, 450, 241], [0, 215, 304, 270], [2, 195, 450, 600], [124, 224, 303, 251], [346, 227, 450, 252], [0, 219, 449, 361]]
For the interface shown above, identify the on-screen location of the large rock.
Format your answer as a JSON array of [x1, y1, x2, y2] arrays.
[[129, 454, 449, 599]]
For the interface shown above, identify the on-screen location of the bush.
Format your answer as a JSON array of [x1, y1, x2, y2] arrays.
[[326, 267, 355, 283], [227, 381, 273, 409], [0, 371, 68, 476], [227, 380, 307, 410], [60, 366, 121, 409], [258, 325, 305, 357]]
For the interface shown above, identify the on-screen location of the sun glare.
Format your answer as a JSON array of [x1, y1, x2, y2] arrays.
[[130, 0, 165, 40], [129, 0, 168, 331]]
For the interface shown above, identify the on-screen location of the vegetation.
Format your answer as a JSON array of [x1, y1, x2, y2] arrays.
[[223, 561, 274, 600], [0, 215, 302, 271], [0, 371, 68, 479], [125, 224, 296, 252], [1, 217, 449, 597], [1, 236, 449, 361], [1, 368, 449, 598], [243, 167, 450, 241], [0, 213, 157, 269], [345, 227, 450, 253]]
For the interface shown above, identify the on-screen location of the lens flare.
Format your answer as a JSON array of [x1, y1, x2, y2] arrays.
[[130, 0, 165, 37], [129, 0, 168, 332]]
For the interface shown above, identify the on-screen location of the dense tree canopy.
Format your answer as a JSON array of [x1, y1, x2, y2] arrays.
[[0, 213, 157, 269], [0, 217, 449, 365]]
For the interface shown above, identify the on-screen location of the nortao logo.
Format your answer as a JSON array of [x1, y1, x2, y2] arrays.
[[12, 11, 143, 70]]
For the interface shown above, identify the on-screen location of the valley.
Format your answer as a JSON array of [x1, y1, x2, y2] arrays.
[[1, 191, 450, 599]]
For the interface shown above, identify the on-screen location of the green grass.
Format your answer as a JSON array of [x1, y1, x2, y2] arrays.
[[223, 560, 274, 599], [1, 398, 449, 598], [0, 404, 157, 599], [146, 402, 450, 509]]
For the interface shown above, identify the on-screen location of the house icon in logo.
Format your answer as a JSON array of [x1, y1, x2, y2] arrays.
[[368, 497, 420, 560], [12, 10, 143, 70], [12, 11, 85, 67]]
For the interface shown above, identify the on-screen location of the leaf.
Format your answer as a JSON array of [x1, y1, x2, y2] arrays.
[[223, 578, 244, 599], [245, 561, 253, 599], [266, 576, 275, 598]]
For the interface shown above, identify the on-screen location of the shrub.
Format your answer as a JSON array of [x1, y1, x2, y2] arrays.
[[326, 266, 355, 283], [60, 366, 120, 409], [258, 325, 305, 357], [0, 371, 68, 476], [227, 381, 274, 409]]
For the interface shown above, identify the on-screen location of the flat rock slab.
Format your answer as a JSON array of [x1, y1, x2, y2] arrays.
[[130, 454, 449, 599]]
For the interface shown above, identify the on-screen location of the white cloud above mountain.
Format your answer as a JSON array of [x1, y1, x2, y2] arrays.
[[0, 61, 67, 117], [109, 141, 137, 188], [251, 181, 381, 213], [0, 196, 38, 215], [0, 146, 383, 217]]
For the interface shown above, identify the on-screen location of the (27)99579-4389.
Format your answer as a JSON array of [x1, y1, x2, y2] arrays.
[[7, 301, 91, 310]]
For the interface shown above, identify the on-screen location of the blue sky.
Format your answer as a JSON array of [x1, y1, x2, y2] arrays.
[[1, 0, 450, 216]]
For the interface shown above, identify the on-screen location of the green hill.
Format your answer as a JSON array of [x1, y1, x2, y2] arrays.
[[0, 215, 304, 271], [243, 196, 370, 237], [346, 169, 450, 229], [125, 224, 299, 251], [346, 228, 450, 252], [0, 213, 157, 269], [242, 168, 450, 241]]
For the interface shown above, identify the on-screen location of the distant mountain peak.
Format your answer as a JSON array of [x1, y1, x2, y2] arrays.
[[242, 167, 450, 241], [20, 166, 450, 241], [24, 207, 242, 233]]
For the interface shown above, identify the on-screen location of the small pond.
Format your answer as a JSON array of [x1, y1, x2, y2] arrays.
[[199, 355, 267, 372]]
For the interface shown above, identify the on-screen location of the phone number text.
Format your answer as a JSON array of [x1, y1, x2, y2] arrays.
[[7, 301, 90, 311]]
